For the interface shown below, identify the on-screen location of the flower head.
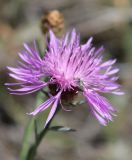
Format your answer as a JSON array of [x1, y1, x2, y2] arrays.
[[6, 29, 124, 126]]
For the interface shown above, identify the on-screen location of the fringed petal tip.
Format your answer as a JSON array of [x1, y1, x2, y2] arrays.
[[84, 90, 117, 126], [112, 90, 125, 95], [94, 112, 114, 126], [4, 83, 9, 86], [6, 66, 10, 70], [88, 37, 93, 44], [26, 111, 39, 116], [26, 112, 34, 116]]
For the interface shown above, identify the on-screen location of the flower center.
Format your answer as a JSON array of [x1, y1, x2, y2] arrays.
[[49, 83, 79, 104]]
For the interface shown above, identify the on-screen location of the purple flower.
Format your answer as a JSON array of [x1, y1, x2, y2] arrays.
[[6, 29, 124, 126]]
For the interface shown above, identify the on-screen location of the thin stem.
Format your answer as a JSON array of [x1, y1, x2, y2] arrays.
[[34, 119, 38, 142], [20, 118, 35, 160], [25, 107, 60, 160]]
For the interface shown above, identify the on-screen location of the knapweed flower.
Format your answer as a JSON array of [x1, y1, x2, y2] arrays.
[[6, 29, 124, 126]]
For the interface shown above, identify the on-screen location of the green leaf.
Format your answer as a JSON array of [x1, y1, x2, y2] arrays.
[[49, 126, 76, 132]]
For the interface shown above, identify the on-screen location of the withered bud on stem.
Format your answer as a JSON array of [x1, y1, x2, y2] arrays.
[[41, 10, 64, 36]]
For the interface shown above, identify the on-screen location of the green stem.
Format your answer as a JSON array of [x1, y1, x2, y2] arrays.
[[25, 107, 60, 160], [20, 118, 35, 160]]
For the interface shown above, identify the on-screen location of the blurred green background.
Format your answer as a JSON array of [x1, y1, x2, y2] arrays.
[[0, 0, 131, 160]]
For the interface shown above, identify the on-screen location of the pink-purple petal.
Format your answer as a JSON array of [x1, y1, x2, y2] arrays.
[[45, 98, 59, 127], [28, 97, 55, 116], [84, 90, 116, 125]]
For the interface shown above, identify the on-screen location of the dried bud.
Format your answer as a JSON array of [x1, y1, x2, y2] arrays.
[[41, 10, 64, 35]]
